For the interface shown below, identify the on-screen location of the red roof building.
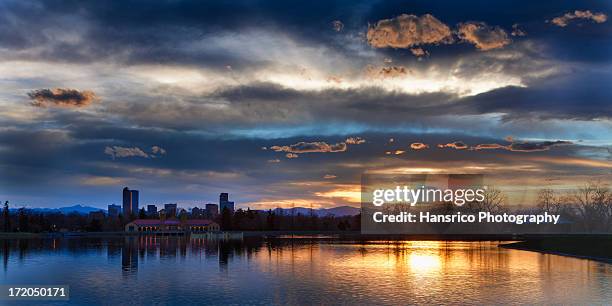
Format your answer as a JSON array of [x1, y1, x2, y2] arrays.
[[125, 219, 219, 233]]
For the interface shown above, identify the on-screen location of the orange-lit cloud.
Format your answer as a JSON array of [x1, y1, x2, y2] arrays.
[[271, 141, 347, 154], [323, 174, 337, 179], [367, 14, 453, 49], [410, 47, 429, 57], [410, 142, 429, 150], [471, 140, 572, 152], [437, 141, 468, 150], [457, 22, 511, 50], [286, 153, 299, 159], [551, 10, 607, 27], [28, 88, 98, 108]]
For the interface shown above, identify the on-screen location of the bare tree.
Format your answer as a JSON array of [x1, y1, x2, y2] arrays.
[[568, 181, 611, 232], [537, 188, 562, 215]]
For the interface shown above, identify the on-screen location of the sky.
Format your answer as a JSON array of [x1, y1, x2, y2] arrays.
[[0, 0, 611, 209]]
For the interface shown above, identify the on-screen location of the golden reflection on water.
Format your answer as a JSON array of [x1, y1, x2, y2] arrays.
[[254, 240, 612, 304]]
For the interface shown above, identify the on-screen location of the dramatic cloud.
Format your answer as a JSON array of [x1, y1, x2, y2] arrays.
[[367, 14, 453, 49], [331, 20, 344, 32], [471, 143, 507, 150], [104, 146, 149, 159], [551, 10, 608, 27], [345, 137, 366, 144], [104, 145, 167, 159], [437, 141, 469, 150], [507, 140, 572, 152], [28, 88, 97, 108], [365, 66, 410, 79], [410, 143, 429, 150], [271, 141, 348, 154], [471, 140, 572, 152], [271, 137, 364, 156], [457, 22, 511, 50], [286, 153, 299, 159], [410, 47, 428, 57]]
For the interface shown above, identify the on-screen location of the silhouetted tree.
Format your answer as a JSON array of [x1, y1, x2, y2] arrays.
[[87, 218, 102, 232], [139, 208, 146, 219], [2, 201, 9, 232], [18, 207, 29, 232]]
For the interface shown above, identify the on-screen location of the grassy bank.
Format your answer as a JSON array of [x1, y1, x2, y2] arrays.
[[500, 237, 612, 263]]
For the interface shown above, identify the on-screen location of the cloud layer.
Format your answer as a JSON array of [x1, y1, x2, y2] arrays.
[[28, 88, 97, 108]]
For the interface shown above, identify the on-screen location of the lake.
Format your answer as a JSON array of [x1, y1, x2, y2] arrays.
[[1, 236, 611, 305]]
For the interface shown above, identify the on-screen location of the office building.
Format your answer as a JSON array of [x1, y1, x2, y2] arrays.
[[108, 204, 121, 217], [147, 205, 157, 216], [219, 193, 234, 213], [130, 190, 139, 216], [122, 187, 140, 217], [164, 203, 178, 218]]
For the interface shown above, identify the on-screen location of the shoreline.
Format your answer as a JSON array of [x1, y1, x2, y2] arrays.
[[500, 238, 612, 263]]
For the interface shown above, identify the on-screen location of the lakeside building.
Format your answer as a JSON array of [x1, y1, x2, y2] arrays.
[[108, 204, 121, 217], [122, 187, 139, 216], [124, 219, 220, 233], [220, 193, 234, 213]]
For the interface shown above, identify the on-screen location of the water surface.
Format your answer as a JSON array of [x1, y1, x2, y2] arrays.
[[1, 237, 611, 305]]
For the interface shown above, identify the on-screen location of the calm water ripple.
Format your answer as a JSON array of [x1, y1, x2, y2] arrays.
[[0, 237, 611, 305]]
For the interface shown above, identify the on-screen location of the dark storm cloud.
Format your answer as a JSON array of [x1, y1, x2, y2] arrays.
[[28, 88, 97, 108], [507, 140, 572, 152], [0, 0, 374, 66], [0, 0, 607, 69], [471, 140, 572, 152], [458, 71, 612, 120]]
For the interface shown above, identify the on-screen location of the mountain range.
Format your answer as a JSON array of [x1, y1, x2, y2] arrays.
[[16, 205, 361, 217]]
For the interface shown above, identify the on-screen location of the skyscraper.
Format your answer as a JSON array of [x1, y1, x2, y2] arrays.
[[130, 190, 139, 216], [122, 187, 140, 217], [219, 193, 234, 212], [122, 187, 131, 216]]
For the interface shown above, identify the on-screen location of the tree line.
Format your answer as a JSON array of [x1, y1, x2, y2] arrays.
[[0, 201, 360, 233]]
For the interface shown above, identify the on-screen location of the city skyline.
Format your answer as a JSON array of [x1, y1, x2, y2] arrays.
[[0, 1, 611, 209]]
